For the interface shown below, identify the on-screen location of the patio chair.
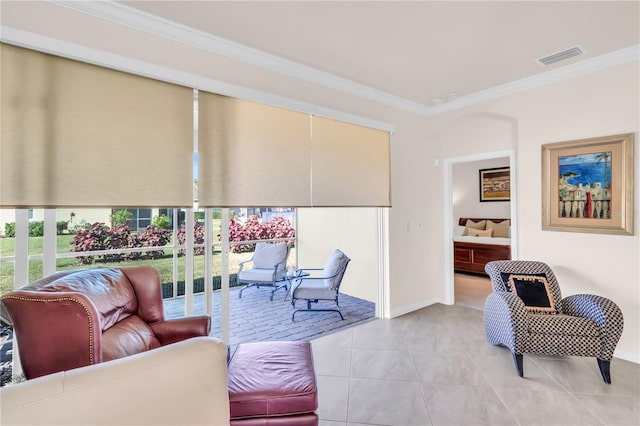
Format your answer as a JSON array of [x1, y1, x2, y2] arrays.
[[290, 249, 350, 321], [237, 242, 290, 300], [484, 260, 624, 384]]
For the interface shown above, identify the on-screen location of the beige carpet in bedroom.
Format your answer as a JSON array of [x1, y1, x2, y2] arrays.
[[454, 272, 492, 311]]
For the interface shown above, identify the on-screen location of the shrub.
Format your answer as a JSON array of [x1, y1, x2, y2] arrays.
[[226, 216, 295, 253], [29, 221, 44, 237], [56, 221, 69, 235], [70, 222, 111, 264], [152, 214, 171, 230], [227, 217, 253, 253], [104, 224, 132, 262], [129, 225, 172, 259], [70, 222, 92, 233], [70, 223, 171, 263], [3, 221, 71, 237], [177, 221, 205, 255], [212, 210, 235, 220], [264, 216, 296, 240], [110, 209, 132, 227], [4, 222, 15, 238]]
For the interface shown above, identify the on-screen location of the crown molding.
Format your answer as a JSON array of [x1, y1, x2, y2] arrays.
[[16, 2, 640, 118], [425, 44, 640, 116], [51, 0, 428, 116]]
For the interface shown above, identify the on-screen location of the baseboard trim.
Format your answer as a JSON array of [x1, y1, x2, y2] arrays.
[[614, 349, 640, 364], [389, 298, 443, 318]]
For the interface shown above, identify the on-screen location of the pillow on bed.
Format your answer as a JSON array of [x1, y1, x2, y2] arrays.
[[453, 225, 466, 236], [487, 220, 510, 238], [462, 219, 486, 236], [468, 228, 493, 237]]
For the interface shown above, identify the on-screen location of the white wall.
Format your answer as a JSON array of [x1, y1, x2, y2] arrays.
[[427, 62, 639, 361], [297, 208, 379, 303], [452, 157, 511, 222], [2, 2, 638, 362]]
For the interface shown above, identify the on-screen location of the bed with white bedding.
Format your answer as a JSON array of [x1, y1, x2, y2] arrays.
[[453, 218, 511, 275]]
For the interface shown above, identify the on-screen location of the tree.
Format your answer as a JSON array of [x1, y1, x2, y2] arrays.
[[595, 151, 611, 188], [110, 209, 133, 227]]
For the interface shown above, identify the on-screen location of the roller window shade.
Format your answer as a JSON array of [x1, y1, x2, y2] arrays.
[[198, 92, 312, 207], [311, 117, 391, 207], [0, 43, 194, 208]]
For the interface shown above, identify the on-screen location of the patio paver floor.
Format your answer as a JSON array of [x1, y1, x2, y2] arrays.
[[164, 286, 376, 347]]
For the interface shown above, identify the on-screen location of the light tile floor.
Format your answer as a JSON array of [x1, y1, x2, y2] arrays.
[[312, 303, 640, 426]]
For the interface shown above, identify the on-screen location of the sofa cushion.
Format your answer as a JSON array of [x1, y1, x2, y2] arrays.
[[228, 341, 317, 419], [238, 268, 278, 283], [101, 315, 162, 361], [292, 279, 336, 300], [528, 314, 599, 337]]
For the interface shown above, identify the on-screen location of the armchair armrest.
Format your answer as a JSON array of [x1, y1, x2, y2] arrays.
[[238, 256, 254, 273], [1, 291, 103, 378], [290, 274, 324, 292], [150, 315, 211, 346], [483, 291, 528, 353], [297, 268, 324, 273], [559, 294, 623, 360]]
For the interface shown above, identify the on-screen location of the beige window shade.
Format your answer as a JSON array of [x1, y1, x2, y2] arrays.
[[198, 92, 312, 207], [311, 116, 391, 207], [0, 43, 194, 208]]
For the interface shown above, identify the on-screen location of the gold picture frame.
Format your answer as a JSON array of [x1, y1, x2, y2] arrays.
[[542, 133, 634, 235], [479, 167, 510, 202]]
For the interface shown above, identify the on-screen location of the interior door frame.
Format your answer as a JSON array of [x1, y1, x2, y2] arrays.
[[442, 149, 518, 305]]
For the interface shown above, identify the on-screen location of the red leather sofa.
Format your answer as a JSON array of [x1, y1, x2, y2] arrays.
[[1, 265, 210, 379]]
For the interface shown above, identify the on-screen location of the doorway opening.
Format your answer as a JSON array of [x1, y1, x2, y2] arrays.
[[442, 149, 518, 307]]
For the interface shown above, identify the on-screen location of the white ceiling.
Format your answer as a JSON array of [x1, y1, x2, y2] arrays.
[[117, 1, 640, 109]]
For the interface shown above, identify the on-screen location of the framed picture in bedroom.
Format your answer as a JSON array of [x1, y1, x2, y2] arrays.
[[541, 133, 634, 235], [479, 167, 510, 202]]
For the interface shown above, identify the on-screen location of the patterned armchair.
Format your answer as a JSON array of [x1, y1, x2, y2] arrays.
[[484, 260, 623, 384]]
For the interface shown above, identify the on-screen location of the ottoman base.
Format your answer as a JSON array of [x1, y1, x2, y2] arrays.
[[231, 412, 318, 426], [228, 341, 318, 425]]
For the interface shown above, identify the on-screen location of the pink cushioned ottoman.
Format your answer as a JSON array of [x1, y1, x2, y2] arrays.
[[228, 341, 318, 426]]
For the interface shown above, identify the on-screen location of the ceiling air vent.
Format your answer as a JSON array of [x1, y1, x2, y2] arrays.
[[536, 45, 585, 66]]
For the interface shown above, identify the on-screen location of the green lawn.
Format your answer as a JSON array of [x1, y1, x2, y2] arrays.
[[0, 233, 75, 257], [0, 234, 258, 296]]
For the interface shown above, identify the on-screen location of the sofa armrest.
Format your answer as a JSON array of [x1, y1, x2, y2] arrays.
[[1, 336, 230, 426], [0, 291, 103, 379], [150, 315, 211, 346], [483, 291, 528, 353], [560, 294, 624, 360]]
